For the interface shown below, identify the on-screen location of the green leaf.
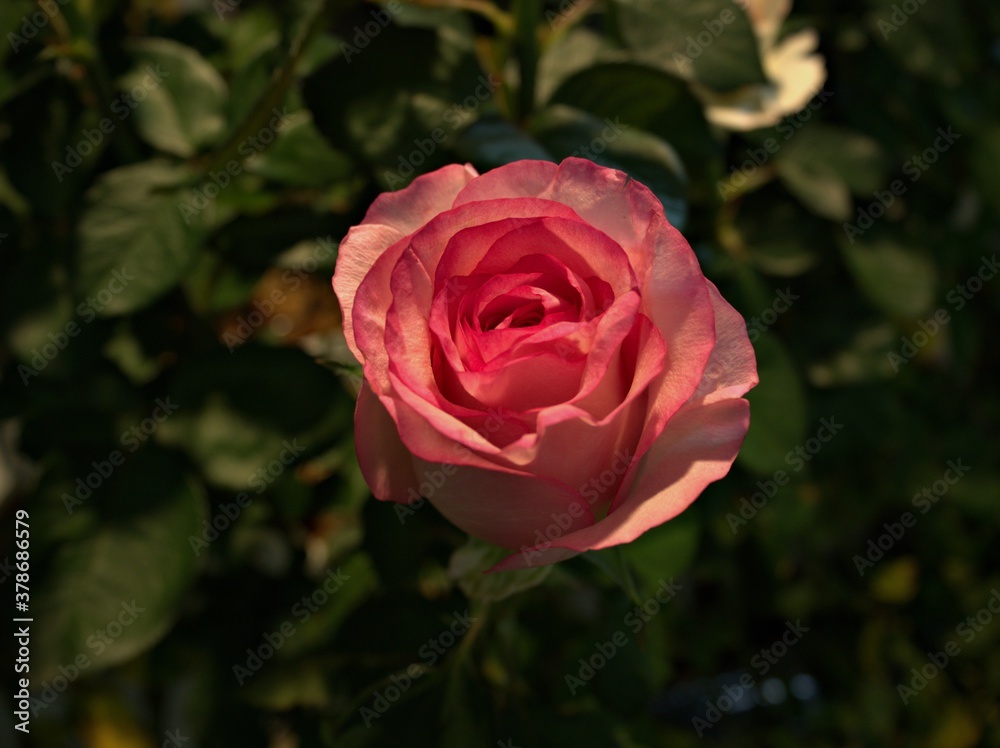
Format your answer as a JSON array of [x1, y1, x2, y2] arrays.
[[225, 48, 282, 130], [280, 553, 377, 656], [3, 247, 78, 377], [583, 547, 644, 606], [121, 38, 228, 157], [101, 321, 163, 385], [548, 62, 718, 165], [243, 661, 331, 710], [207, 4, 282, 73], [0, 0, 36, 64], [536, 28, 615, 105], [735, 195, 826, 277], [180, 251, 259, 317], [448, 537, 552, 603], [0, 166, 29, 216], [441, 661, 487, 748], [245, 111, 355, 187], [32, 449, 205, 682], [738, 334, 808, 475], [76, 160, 206, 316], [454, 117, 553, 169], [531, 105, 688, 228], [840, 239, 937, 319], [778, 124, 889, 195], [776, 159, 852, 221], [969, 124, 1000, 216], [155, 345, 349, 490], [776, 124, 888, 220], [303, 17, 485, 176], [619, 512, 700, 595], [611, 0, 767, 91]]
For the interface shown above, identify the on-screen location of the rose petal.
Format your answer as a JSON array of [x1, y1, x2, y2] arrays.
[[333, 225, 406, 364], [334, 164, 478, 362], [417, 458, 594, 549], [354, 382, 420, 503], [468, 216, 637, 296], [355, 199, 584, 390], [453, 158, 665, 279], [449, 350, 586, 411], [625, 212, 716, 467], [491, 397, 750, 570], [365, 164, 479, 236], [499, 311, 664, 489], [691, 281, 759, 405]]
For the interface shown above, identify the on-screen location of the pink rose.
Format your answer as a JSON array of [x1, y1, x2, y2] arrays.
[[334, 158, 757, 570]]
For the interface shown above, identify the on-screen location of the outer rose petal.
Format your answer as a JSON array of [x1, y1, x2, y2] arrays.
[[610, 283, 753, 517], [453, 158, 664, 280], [638, 212, 716, 426], [333, 164, 478, 362], [354, 382, 419, 503], [491, 397, 751, 571], [692, 282, 759, 405], [414, 458, 593, 549]]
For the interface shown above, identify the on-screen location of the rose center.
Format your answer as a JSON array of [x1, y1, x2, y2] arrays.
[[477, 286, 572, 331]]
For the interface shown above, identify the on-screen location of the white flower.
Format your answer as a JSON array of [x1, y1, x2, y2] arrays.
[[696, 0, 827, 131]]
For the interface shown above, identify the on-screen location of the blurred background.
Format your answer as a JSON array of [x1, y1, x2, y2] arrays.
[[1, 0, 999, 745]]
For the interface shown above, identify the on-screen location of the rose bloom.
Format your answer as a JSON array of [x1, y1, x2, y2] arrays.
[[334, 158, 757, 570]]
